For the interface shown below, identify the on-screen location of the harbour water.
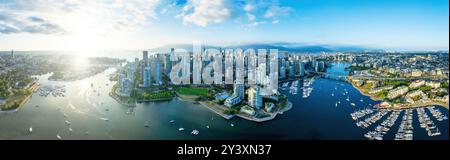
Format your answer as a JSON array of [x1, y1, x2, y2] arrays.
[[0, 61, 448, 140]]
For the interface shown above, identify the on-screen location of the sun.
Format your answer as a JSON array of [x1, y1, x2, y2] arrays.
[[56, 9, 110, 54]]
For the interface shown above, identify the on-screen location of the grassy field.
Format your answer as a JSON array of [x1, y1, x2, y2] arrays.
[[176, 87, 209, 96]]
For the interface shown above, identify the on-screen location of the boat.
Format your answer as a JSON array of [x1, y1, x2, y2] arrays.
[[360, 98, 363, 102], [206, 125, 210, 129], [65, 120, 71, 125], [68, 127, 73, 132], [105, 108, 109, 111], [178, 128, 185, 131], [144, 121, 150, 127], [346, 97, 350, 101], [191, 129, 199, 135], [63, 113, 68, 118], [335, 102, 338, 107], [29, 126, 33, 133], [350, 103, 356, 107], [230, 123, 235, 127], [100, 118, 109, 121], [57, 134, 62, 140], [35, 105, 39, 107], [170, 120, 175, 123]]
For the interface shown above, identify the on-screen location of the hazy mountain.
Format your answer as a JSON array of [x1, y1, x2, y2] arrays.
[[149, 43, 379, 53]]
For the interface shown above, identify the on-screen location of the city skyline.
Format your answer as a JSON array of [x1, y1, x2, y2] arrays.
[[1, 0, 449, 52]]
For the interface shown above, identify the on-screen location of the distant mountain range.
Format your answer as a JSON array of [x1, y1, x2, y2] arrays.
[[149, 43, 384, 53]]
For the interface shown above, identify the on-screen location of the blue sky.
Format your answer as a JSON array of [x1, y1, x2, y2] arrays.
[[0, 0, 448, 51]]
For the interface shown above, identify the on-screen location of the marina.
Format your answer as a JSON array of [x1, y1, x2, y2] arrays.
[[37, 85, 66, 97]]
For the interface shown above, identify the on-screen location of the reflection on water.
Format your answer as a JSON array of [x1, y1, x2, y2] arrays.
[[0, 62, 448, 140]]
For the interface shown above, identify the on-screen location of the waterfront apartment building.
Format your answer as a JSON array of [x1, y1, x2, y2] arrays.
[[409, 80, 425, 89], [143, 67, 151, 87], [406, 90, 424, 98], [280, 66, 286, 78], [233, 83, 245, 100], [299, 62, 305, 77], [224, 95, 242, 107], [153, 54, 162, 85], [368, 85, 394, 94], [247, 86, 263, 109], [240, 105, 255, 116], [387, 86, 409, 99]]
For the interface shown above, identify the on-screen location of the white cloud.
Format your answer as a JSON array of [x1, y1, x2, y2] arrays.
[[264, 4, 291, 18], [0, 0, 161, 35], [243, 4, 255, 12], [246, 13, 256, 21], [178, 0, 231, 27]]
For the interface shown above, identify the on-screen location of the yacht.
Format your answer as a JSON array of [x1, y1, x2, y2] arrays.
[[191, 129, 199, 135], [178, 128, 185, 131], [57, 134, 62, 140]]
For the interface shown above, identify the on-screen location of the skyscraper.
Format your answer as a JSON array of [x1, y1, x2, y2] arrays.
[[164, 54, 171, 75], [233, 83, 245, 100], [143, 50, 148, 66], [314, 61, 319, 72], [154, 54, 162, 85], [299, 62, 305, 77], [143, 67, 151, 87]]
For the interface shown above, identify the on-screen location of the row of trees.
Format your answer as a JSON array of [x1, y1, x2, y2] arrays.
[[0, 78, 11, 99]]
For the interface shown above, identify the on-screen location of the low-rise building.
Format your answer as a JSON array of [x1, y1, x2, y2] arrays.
[[387, 86, 409, 99], [240, 105, 255, 116], [409, 80, 425, 89], [406, 90, 423, 98], [224, 95, 241, 107], [425, 81, 441, 89], [215, 92, 230, 101], [264, 102, 275, 112], [411, 69, 422, 77], [368, 85, 394, 94]]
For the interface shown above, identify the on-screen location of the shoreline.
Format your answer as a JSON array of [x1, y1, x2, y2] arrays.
[[235, 101, 293, 122], [169, 92, 295, 122], [347, 78, 449, 110], [0, 81, 40, 112]]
